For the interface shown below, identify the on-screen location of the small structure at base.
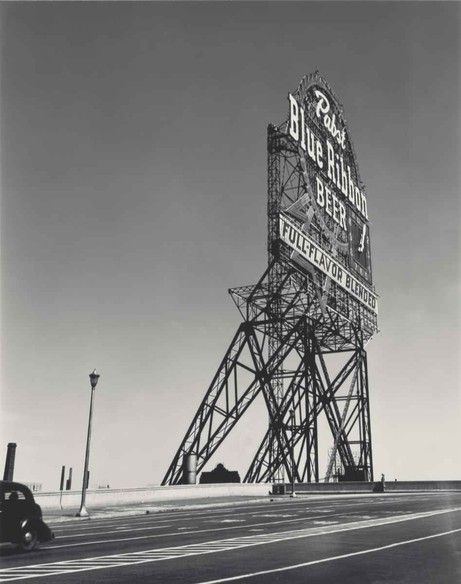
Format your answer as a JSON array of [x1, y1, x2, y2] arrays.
[[199, 463, 240, 484], [338, 466, 368, 482]]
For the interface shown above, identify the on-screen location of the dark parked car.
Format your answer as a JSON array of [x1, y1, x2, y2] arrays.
[[0, 480, 54, 551]]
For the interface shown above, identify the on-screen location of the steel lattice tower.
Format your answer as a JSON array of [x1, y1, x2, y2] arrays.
[[162, 72, 378, 486]]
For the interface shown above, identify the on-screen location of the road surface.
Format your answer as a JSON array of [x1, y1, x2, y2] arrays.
[[1, 492, 460, 583]]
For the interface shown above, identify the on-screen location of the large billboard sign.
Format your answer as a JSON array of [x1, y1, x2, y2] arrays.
[[278, 74, 378, 315]]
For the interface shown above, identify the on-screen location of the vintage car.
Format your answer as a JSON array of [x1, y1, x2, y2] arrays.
[[0, 480, 54, 551]]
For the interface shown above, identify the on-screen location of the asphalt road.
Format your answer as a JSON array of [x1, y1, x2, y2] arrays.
[[1, 492, 460, 583]]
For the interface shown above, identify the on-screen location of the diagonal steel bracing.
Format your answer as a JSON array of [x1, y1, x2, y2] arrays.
[[162, 304, 309, 486], [162, 266, 373, 485], [163, 97, 376, 486]]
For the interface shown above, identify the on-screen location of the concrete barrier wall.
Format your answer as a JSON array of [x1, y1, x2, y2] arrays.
[[281, 481, 461, 494], [384, 481, 461, 491], [35, 482, 270, 510], [35, 480, 461, 509]]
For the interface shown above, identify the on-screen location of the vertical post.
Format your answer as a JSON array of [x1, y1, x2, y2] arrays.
[[290, 409, 296, 497], [3, 443, 17, 481], [59, 465, 65, 509], [267, 124, 284, 483], [76, 370, 100, 518], [362, 349, 374, 481]]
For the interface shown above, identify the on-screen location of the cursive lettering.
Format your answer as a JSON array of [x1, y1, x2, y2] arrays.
[[314, 90, 346, 150]]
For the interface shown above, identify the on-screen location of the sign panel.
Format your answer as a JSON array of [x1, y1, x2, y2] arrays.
[[278, 73, 377, 314], [280, 213, 378, 314]]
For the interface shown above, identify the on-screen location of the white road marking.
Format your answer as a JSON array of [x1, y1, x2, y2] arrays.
[[197, 528, 461, 583], [42, 510, 356, 549], [53, 524, 170, 539], [47, 497, 413, 536], [0, 507, 460, 582], [251, 513, 295, 517], [45, 495, 459, 548]]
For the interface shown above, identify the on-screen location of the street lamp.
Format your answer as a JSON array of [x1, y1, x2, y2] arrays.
[[290, 408, 296, 498], [76, 369, 100, 518]]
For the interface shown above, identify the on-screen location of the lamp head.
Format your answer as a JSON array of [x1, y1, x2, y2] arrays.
[[89, 369, 100, 389]]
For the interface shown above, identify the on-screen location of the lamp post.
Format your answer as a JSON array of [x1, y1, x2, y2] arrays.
[[290, 408, 296, 497], [76, 369, 100, 518]]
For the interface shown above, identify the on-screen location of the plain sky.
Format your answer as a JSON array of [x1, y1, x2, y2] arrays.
[[1, 1, 460, 491]]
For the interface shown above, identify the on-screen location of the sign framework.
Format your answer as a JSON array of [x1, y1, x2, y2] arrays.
[[163, 72, 377, 487], [277, 74, 378, 329]]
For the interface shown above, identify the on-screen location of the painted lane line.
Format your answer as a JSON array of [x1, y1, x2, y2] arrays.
[[48, 496, 425, 537], [2, 517, 460, 584], [43, 510, 358, 549], [46, 493, 441, 529], [48, 506, 260, 530], [47, 497, 395, 532], [196, 527, 461, 584], [1, 507, 460, 582], [47, 498, 461, 549], [251, 513, 294, 517], [57, 524, 172, 539]]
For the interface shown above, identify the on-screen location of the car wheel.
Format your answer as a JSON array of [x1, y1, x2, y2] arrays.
[[18, 525, 38, 552]]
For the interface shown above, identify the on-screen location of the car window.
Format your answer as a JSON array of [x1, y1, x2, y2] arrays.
[[6, 489, 26, 501]]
